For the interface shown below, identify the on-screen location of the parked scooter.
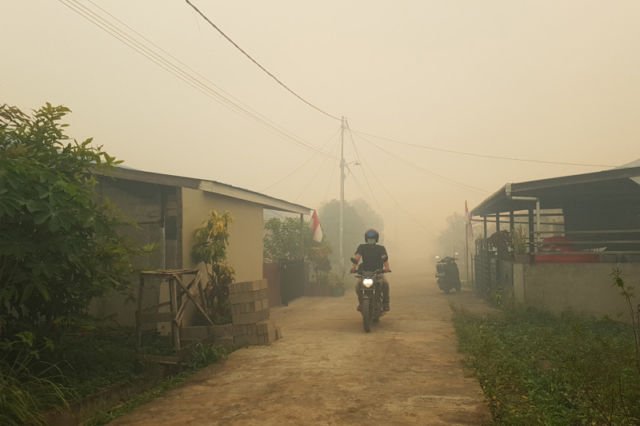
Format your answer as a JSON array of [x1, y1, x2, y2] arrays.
[[435, 254, 461, 293]]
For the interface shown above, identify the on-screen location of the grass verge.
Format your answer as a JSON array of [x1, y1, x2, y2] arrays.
[[453, 307, 640, 425]]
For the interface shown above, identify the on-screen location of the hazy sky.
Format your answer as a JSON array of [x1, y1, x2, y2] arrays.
[[3, 1, 640, 258]]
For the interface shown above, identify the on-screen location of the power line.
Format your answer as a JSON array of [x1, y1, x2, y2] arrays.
[[345, 167, 382, 216], [185, 0, 341, 122], [351, 129, 615, 168], [353, 142, 434, 237], [261, 128, 340, 192], [322, 139, 342, 202], [58, 0, 336, 159], [294, 133, 345, 202], [345, 122, 383, 213], [353, 132, 488, 193]]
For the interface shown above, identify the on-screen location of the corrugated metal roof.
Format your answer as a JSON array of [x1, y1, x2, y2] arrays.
[[471, 165, 640, 216], [94, 166, 312, 215]]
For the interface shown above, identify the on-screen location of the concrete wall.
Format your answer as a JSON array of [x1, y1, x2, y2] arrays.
[[517, 262, 640, 322], [181, 188, 264, 283], [92, 178, 174, 326]]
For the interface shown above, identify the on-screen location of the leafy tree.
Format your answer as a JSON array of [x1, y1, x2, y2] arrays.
[[318, 199, 383, 268], [263, 217, 332, 272], [0, 104, 133, 339], [191, 210, 235, 324]]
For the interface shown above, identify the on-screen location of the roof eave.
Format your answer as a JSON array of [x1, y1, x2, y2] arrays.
[[94, 166, 312, 215]]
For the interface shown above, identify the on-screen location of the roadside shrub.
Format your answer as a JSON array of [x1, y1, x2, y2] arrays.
[[192, 211, 235, 324], [0, 103, 133, 339], [0, 332, 70, 426], [454, 307, 640, 424]]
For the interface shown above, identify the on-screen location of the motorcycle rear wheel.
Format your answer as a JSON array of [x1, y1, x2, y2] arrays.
[[361, 299, 371, 332]]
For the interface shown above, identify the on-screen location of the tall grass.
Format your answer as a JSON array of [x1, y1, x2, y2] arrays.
[[0, 333, 70, 426]]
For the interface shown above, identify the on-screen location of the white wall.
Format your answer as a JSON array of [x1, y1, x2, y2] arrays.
[[181, 188, 264, 282], [517, 262, 640, 322]]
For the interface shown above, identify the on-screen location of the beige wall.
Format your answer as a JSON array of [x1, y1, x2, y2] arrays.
[[518, 263, 640, 322], [181, 188, 264, 282]]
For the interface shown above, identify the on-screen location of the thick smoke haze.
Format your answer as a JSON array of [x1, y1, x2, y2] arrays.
[[3, 1, 640, 262]]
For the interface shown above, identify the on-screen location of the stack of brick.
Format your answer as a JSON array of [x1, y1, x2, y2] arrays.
[[211, 324, 235, 349], [229, 279, 281, 346]]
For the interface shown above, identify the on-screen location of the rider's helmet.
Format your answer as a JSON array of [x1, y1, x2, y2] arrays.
[[364, 228, 379, 244]]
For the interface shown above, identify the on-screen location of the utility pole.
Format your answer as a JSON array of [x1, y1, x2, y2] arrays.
[[339, 116, 346, 275]]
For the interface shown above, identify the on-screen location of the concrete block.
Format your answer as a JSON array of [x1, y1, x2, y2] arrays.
[[229, 279, 268, 295], [211, 324, 234, 338], [229, 288, 269, 304], [232, 309, 270, 325], [213, 336, 235, 350], [230, 298, 269, 315]]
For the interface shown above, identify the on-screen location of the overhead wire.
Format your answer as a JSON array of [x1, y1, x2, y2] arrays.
[[353, 132, 488, 194], [351, 137, 434, 237], [294, 136, 343, 202], [57, 0, 336, 159], [185, 0, 341, 122], [351, 129, 615, 168], [321, 137, 343, 202], [344, 166, 382, 215], [261, 128, 340, 192], [345, 121, 383, 213]]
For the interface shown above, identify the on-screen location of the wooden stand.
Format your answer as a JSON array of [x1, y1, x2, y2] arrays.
[[136, 269, 214, 354]]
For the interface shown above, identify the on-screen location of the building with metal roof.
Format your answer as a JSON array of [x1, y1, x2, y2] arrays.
[[468, 164, 640, 321]]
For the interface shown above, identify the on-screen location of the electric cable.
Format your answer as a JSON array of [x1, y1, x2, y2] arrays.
[[262, 128, 340, 192], [345, 166, 382, 217], [351, 129, 615, 168], [57, 0, 336, 159], [353, 132, 488, 193], [321, 139, 342, 202], [294, 136, 343, 202], [185, 0, 341, 122], [345, 122, 383, 213], [354, 143, 434, 237], [85, 0, 332, 158]]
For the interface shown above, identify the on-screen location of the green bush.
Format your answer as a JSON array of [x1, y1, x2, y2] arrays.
[[0, 103, 133, 338], [454, 308, 640, 424], [0, 333, 70, 426]]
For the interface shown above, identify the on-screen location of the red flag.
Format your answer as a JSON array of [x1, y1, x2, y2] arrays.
[[310, 210, 323, 242]]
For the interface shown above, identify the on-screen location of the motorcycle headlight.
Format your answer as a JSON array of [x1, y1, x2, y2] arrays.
[[362, 278, 374, 288]]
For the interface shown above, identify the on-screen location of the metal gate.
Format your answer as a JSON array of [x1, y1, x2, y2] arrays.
[[474, 239, 496, 300]]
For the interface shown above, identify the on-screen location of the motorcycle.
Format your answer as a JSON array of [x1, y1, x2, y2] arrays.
[[353, 268, 388, 332], [435, 254, 461, 293]]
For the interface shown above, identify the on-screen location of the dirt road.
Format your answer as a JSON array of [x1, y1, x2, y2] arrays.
[[111, 271, 491, 425]]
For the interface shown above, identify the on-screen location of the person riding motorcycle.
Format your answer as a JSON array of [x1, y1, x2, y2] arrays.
[[350, 228, 391, 311]]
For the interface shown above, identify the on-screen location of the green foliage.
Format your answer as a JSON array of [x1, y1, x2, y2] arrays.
[[0, 103, 133, 338], [264, 217, 306, 262], [85, 342, 229, 426], [454, 307, 640, 424], [191, 211, 235, 324], [185, 342, 228, 370], [0, 332, 71, 426], [51, 324, 139, 397], [611, 268, 640, 374], [264, 216, 332, 265], [318, 199, 383, 267]]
